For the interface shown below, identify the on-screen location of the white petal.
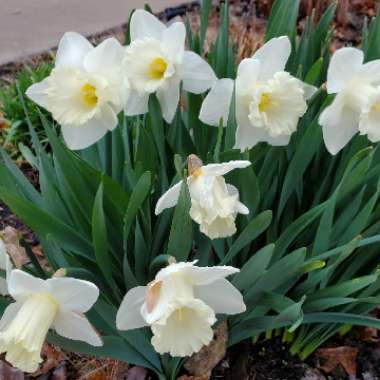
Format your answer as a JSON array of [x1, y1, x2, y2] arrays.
[[48, 277, 99, 312], [194, 278, 246, 314], [319, 94, 359, 155], [326, 47, 363, 94], [202, 160, 251, 177], [234, 121, 267, 151], [124, 90, 150, 116], [155, 181, 183, 215], [84, 37, 124, 74], [300, 81, 318, 100], [130, 9, 166, 41], [25, 79, 50, 108], [157, 77, 180, 123], [162, 22, 185, 62], [0, 302, 22, 330], [227, 184, 249, 215], [181, 51, 217, 94], [266, 133, 292, 146], [101, 105, 119, 131], [252, 36, 291, 80], [199, 79, 234, 127], [8, 270, 48, 301], [116, 286, 148, 331], [236, 58, 260, 97], [56, 32, 93, 69], [61, 119, 108, 150], [54, 310, 102, 346], [360, 59, 380, 84], [185, 265, 240, 285]]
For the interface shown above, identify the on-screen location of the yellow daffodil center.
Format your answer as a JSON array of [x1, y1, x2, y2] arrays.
[[259, 92, 273, 113], [149, 58, 168, 80], [372, 103, 380, 112], [192, 168, 204, 179], [81, 83, 98, 107], [175, 307, 186, 322]]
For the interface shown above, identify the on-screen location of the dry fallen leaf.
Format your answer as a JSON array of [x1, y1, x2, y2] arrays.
[[316, 346, 358, 377], [51, 363, 68, 380], [32, 343, 66, 377], [126, 366, 148, 380], [184, 321, 228, 379], [0, 360, 24, 380], [360, 327, 378, 342], [0, 226, 29, 268]]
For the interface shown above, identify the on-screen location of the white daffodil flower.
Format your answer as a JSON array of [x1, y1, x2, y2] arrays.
[[199, 37, 316, 151], [123, 10, 216, 123], [26, 32, 127, 150], [116, 261, 245, 357], [0, 270, 102, 373], [0, 239, 12, 296], [319, 47, 380, 154], [359, 87, 380, 142], [155, 155, 250, 239]]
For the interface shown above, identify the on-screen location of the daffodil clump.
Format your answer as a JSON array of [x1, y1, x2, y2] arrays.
[[1, 1, 380, 379]]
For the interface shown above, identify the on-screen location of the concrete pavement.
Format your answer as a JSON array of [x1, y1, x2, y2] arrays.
[[0, 0, 186, 66]]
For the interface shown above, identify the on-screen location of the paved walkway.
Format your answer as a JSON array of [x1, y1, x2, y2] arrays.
[[0, 0, 185, 66]]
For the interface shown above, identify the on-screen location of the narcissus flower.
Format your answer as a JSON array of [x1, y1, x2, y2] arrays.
[[200, 37, 315, 151], [0, 239, 12, 296], [155, 155, 250, 239], [26, 32, 127, 150], [123, 10, 216, 123], [116, 261, 245, 357], [0, 270, 102, 372], [319, 47, 380, 154]]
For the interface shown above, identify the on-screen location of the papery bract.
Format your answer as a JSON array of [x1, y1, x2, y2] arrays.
[[0, 270, 102, 372], [26, 32, 127, 150], [116, 261, 245, 357], [123, 10, 216, 123]]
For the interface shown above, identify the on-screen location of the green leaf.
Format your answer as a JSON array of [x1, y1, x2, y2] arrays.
[[233, 244, 274, 290], [221, 210, 272, 264], [266, 0, 300, 41], [92, 181, 118, 293], [167, 181, 193, 262]]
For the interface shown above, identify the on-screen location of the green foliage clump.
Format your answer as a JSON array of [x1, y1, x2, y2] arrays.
[[0, 62, 53, 149]]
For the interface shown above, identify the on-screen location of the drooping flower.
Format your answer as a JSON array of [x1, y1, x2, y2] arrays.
[[116, 261, 245, 357], [0, 239, 12, 296], [199, 37, 316, 151], [26, 32, 127, 150], [0, 270, 102, 372], [155, 155, 250, 239], [123, 10, 216, 123], [319, 47, 380, 154]]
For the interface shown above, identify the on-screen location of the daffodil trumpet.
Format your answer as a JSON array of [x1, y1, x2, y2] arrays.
[[318, 47, 380, 154], [199, 36, 316, 151], [155, 155, 251, 239], [123, 9, 216, 123], [116, 261, 246, 357], [0, 270, 102, 373], [26, 32, 127, 150]]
